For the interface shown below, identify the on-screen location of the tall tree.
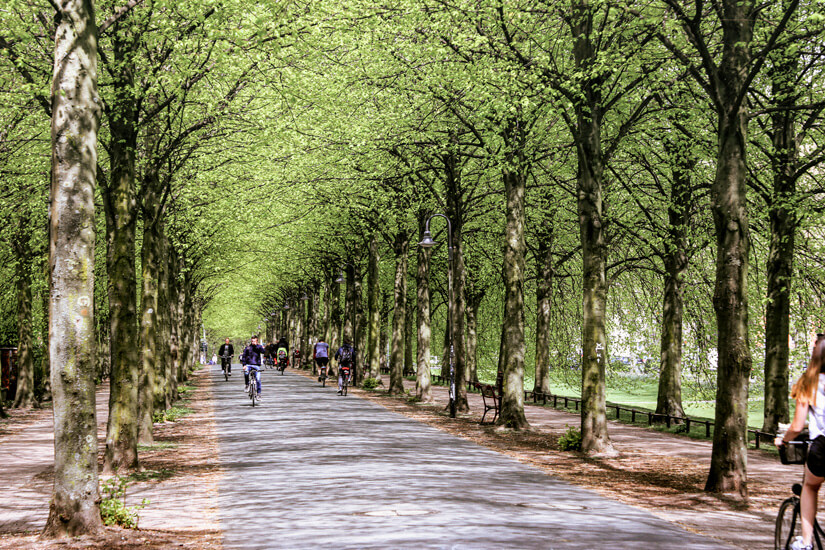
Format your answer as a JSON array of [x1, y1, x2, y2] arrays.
[[43, 0, 104, 537]]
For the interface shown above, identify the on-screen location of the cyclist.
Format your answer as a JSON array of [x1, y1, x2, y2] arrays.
[[275, 336, 290, 371], [334, 338, 355, 395], [265, 340, 278, 369], [218, 338, 234, 376], [293, 347, 302, 369], [776, 335, 825, 550], [314, 339, 330, 382], [241, 335, 266, 401]]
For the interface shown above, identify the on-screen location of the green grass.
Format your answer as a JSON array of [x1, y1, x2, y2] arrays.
[[152, 405, 193, 423], [137, 442, 179, 452]]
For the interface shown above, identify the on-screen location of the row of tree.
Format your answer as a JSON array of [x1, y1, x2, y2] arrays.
[[2, 0, 825, 536]]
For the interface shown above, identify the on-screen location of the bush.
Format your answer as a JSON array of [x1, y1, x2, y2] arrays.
[[362, 377, 380, 390], [558, 425, 582, 451], [100, 476, 148, 529]]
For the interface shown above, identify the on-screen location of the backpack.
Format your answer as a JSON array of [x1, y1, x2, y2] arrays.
[[338, 345, 353, 365], [277, 347, 288, 361]]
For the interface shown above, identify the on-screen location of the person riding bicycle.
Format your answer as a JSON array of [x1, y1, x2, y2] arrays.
[[293, 347, 301, 369], [314, 339, 330, 381], [334, 339, 355, 395], [776, 334, 825, 550], [265, 340, 278, 368], [218, 338, 234, 376], [275, 336, 290, 371], [241, 335, 266, 401]]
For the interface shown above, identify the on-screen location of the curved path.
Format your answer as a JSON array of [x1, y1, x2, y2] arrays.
[[213, 369, 729, 549]]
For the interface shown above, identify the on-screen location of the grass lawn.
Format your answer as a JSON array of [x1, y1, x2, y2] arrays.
[[531, 379, 769, 429]]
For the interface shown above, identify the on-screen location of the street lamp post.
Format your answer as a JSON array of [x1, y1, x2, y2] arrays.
[[419, 214, 456, 418]]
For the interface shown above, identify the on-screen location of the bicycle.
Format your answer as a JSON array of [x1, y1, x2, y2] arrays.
[[339, 366, 351, 396], [278, 357, 287, 375], [220, 354, 232, 381], [246, 366, 260, 407], [318, 365, 327, 387], [264, 356, 275, 370], [775, 439, 823, 550]]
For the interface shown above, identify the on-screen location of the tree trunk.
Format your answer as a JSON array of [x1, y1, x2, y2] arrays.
[[138, 174, 163, 445], [465, 281, 483, 385], [330, 276, 342, 354], [404, 290, 414, 376], [533, 230, 554, 396], [571, 3, 613, 454], [705, 0, 755, 498], [497, 144, 530, 430], [389, 231, 409, 395], [102, 25, 141, 473], [762, 37, 798, 436], [656, 133, 692, 420], [43, 0, 104, 535], [353, 265, 365, 384], [416, 216, 433, 401], [366, 234, 382, 380], [13, 228, 35, 408], [344, 264, 356, 344]]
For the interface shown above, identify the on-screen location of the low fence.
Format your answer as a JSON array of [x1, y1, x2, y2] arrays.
[[523, 389, 775, 449]]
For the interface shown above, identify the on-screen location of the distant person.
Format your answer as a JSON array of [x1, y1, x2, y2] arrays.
[[218, 338, 234, 376], [275, 336, 289, 371], [241, 335, 266, 401], [334, 338, 355, 395], [314, 339, 330, 382], [776, 334, 825, 550]]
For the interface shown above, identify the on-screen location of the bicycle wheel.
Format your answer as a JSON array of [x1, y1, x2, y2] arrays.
[[776, 496, 801, 550], [224, 368, 229, 381], [322, 375, 326, 387]]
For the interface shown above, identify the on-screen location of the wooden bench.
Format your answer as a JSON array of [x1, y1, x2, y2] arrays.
[[473, 382, 500, 424]]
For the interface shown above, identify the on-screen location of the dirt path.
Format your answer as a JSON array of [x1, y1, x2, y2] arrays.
[[0, 368, 222, 549], [290, 369, 794, 550]]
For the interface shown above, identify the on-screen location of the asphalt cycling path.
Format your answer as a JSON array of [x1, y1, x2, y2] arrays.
[[212, 367, 729, 549]]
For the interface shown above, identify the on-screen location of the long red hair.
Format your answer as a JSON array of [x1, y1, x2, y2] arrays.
[[791, 336, 825, 405]]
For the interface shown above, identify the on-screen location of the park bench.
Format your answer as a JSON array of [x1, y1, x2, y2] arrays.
[[473, 382, 500, 424]]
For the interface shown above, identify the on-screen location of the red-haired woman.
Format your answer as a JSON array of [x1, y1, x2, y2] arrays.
[[776, 335, 825, 550]]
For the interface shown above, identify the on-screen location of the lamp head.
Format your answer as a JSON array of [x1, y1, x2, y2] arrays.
[[419, 230, 436, 248], [335, 271, 345, 284]]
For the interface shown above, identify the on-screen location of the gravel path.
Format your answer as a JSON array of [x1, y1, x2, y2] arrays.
[[213, 369, 729, 549]]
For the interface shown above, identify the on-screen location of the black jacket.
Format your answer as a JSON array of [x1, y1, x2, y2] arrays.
[[218, 343, 234, 357]]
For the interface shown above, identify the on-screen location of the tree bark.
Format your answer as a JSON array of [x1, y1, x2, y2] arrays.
[[704, 0, 755, 497], [389, 231, 409, 395], [655, 133, 692, 420], [416, 215, 433, 401], [762, 37, 798, 435], [353, 265, 365, 384], [13, 224, 35, 408], [444, 154, 469, 413], [571, 2, 613, 454], [138, 170, 163, 445], [102, 23, 141, 473], [465, 279, 483, 385], [533, 227, 554, 396], [497, 136, 530, 430], [404, 289, 414, 376], [43, 0, 104, 535], [366, 234, 382, 380]]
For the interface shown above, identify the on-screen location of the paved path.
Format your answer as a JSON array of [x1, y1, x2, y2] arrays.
[[213, 369, 729, 549]]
